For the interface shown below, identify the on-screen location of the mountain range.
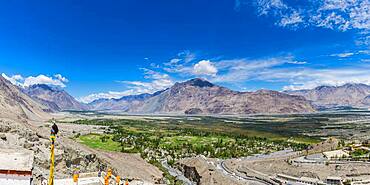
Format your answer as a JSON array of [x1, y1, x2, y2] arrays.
[[286, 83, 370, 109], [2, 76, 370, 119], [0, 75, 50, 121], [24, 84, 88, 112], [124, 78, 315, 114], [87, 78, 316, 114], [88, 93, 156, 111]]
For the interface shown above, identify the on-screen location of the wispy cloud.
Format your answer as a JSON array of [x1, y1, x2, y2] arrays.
[[247, 0, 370, 45], [2, 73, 68, 88], [278, 11, 303, 27], [330, 52, 355, 58], [77, 90, 139, 104], [164, 50, 196, 66], [286, 60, 307, 65], [255, 0, 287, 16], [163, 51, 197, 74], [252, 0, 370, 31], [203, 56, 370, 91], [211, 56, 296, 83], [78, 68, 174, 103], [330, 50, 370, 58], [119, 68, 174, 93], [278, 67, 370, 90], [161, 52, 370, 91], [54, 74, 69, 83], [163, 51, 220, 77]]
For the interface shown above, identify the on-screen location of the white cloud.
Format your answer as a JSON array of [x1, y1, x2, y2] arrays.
[[164, 51, 196, 66], [280, 67, 370, 90], [211, 56, 292, 83], [331, 52, 355, 58], [79, 69, 174, 103], [278, 11, 303, 27], [54, 74, 69, 83], [168, 58, 181, 65], [249, 0, 370, 47], [193, 60, 218, 76], [178, 50, 196, 63], [286, 60, 307, 64], [190, 59, 369, 91], [23, 75, 67, 87], [191, 55, 370, 91], [330, 50, 370, 58], [77, 90, 138, 104], [2, 73, 24, 86], [2, 73, 68, 88], [253, 0, 370, 32], [163, 51, 197, 74], [358, 50, 370, 55], [255, 0, 287, 16], [120, 68, 174, 93]]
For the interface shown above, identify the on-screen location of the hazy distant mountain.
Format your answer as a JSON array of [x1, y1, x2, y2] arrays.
[[127, 78, 315, 114], [286, 83, 370, 108], [24, 84, 88, 111], [88, 93, 157, 111], [361, 95, 370, 107], [0, 76, 50, 121]]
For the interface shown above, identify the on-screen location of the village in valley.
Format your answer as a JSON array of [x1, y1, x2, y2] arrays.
[[1, 0, 370, 184]]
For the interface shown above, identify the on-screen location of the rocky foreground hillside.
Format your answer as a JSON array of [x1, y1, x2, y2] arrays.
[[0, 76, 50, 121], [127, 78, 315, 114], [0, 76, 163, 184], [24, 84, 88, 112], [286, 83, 370, 108]]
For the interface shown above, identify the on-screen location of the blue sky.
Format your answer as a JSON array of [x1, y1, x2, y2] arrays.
[[1, 0, 369, 103]]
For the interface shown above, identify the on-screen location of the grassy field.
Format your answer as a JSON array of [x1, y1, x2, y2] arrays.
[[68, 115, 323, 144], [76, 133, 121, 152], [160, 135, 234, 147], [66, 112, 370, 184], [76, 133, 237, 153], [72, 116, 316, 159]]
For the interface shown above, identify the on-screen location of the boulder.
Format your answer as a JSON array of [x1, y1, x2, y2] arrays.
[[0, 133, 6, 141]]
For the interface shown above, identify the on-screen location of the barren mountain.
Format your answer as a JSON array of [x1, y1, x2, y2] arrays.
[[24, 84, 89, 112], [362, 95, 370, 107], [128, 78, 315, 114], [286, 83, 370, 108], [0, 76, 50, 121], [89, 93, 155, 111]]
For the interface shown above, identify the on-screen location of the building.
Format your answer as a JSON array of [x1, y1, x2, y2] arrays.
[[323, 150, 349, 159], [326, 176, 343, 185], [275, 174, 326, 185], [54, 177, 102, 185], [0, 148, 34, 185], [351, 179, 370, 185]]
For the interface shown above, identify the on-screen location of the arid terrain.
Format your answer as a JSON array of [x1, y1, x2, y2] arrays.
[[1, 74, 370, 185], [0, 115, 165, 184]]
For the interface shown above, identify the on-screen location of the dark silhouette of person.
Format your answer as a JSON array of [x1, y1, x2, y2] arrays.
[[50, 120, 59, 144], [51, 123, 59, 135]]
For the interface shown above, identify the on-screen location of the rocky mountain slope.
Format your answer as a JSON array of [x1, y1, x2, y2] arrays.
[[24, 84, 88, 112], [127, 78, 315, 114], [0, 75, 50, 121], [362, 95, 370, 106], [286, 83, 370, 108], [89, 93, 155, 111]]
